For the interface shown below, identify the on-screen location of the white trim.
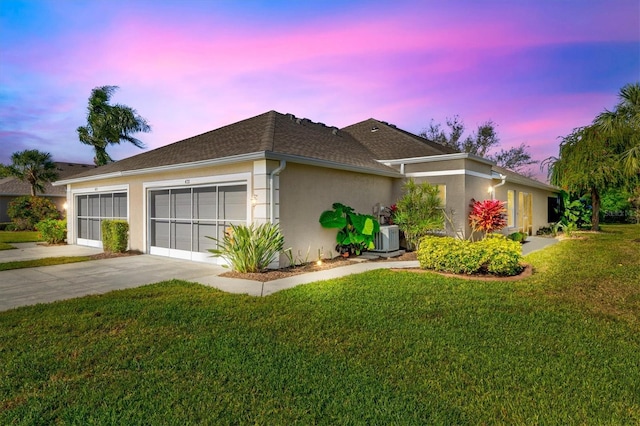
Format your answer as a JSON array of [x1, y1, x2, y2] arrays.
[[265, 152, 401, 177], [54, 152, 264, 185], [406, 169, 494, 180], [77, 238, 103, 249], [143, 172, 252, 260], [70, 184, 130, 247], [70, 184, 129, 195], [379, 152, 495, 166], [142, 172, 251, 190]]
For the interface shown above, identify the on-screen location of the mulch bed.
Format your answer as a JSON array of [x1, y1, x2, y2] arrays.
[[222, 251, 532, 282]]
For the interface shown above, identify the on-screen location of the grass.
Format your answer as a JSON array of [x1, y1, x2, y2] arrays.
[[0, 231, 41, 250], [1, 224, 639, 424], [0, 256, 93, 271]]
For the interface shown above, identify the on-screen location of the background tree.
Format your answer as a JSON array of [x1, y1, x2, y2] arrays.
[[2, 149, 58, 196], [420, 116, 537, 174], [543, 125, 628, 231], [77, 85, 151, 166], [594, 82, 640, 177], [544, 82, 639, 231]]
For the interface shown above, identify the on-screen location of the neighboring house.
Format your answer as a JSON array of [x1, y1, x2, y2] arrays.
[[0, 162, 96, 222], [54, 111, 558, 266]]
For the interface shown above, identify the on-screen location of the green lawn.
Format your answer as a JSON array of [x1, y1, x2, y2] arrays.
[[0, 256, 93, 271], [0, 230, 41, 250], [1, 225, 639, 424]]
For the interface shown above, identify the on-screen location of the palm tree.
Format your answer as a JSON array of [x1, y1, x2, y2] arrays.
[[4, 150, 58, 196], [77, 85, 151, 166], [595, 82, 640, 176]]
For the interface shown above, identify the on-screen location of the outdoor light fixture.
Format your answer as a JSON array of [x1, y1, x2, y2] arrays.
[[63, 202, 68, 210], [251, 194, 258, 205]]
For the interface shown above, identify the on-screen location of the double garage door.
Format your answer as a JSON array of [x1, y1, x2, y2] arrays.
[[148, 184, 247, 262]]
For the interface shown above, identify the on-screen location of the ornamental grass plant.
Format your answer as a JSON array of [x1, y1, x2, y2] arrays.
[[208, 222, 284, 272]]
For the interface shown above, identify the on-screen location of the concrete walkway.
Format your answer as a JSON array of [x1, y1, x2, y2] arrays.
[[0, 236, 559, 311]]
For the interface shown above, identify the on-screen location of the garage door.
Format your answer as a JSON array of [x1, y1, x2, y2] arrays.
[[76, 192, 128, 247], [148, 184, 246, 262]]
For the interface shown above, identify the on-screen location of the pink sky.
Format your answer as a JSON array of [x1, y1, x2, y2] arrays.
[[1, 0, 638, 181]]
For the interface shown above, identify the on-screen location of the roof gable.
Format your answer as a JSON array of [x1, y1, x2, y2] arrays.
[[341, 119, 458, 160]]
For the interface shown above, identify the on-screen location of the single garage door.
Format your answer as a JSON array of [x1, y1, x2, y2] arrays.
[[148, 184, 246, 262], [76, 192, 128, 247]]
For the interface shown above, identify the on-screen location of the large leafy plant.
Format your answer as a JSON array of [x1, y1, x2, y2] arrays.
[[319, 203, 380, 255], [208, 222, 284, 273], [468, 198, 507, 238]]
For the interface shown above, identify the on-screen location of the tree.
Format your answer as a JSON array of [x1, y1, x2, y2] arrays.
[[594, 82, 640, 177], [2, 149, 58, 196], [77, 85, 151, 166], [544, 125, 628, 231], [420, 116, 537, 173]]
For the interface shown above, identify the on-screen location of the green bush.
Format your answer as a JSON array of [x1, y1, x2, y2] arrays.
[[35, 219, 67, 244], [417, 234, 523, 276], [508, 231, 527, 243], [479, 234, 523, 276], [101, 219, 129, 253], [207, 222, 284, 273], [7, 196, 60, 230], [0, 222, 10, 231]]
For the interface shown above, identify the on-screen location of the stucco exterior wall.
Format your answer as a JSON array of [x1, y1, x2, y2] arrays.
[[278, 163, 396, 264]]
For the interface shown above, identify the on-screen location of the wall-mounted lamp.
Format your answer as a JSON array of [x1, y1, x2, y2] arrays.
[[487, 186, 494, 194], [251, 194, 258, 205], [63, 202, 68, 210]]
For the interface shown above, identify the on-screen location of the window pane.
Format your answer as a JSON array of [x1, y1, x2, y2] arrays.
[[193, 187, 216, 220], [114, 193, 127, 218], [151, 190, 170, 218], [193, 222, 216, 252], [89, 218, 100, 240], [218, 185, 246, 220], [172, 188, 191, 219], [100, 194, 113, 218], [151, 220, 169, 248], [173, 221, 191, 250], [77, 196, 88, 217], [78, 218, 88, 238], [88, 195, 99, 216]]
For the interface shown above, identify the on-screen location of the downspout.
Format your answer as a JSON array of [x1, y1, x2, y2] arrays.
[[269, 160, 287, 223], [491, 174, 507, 200]]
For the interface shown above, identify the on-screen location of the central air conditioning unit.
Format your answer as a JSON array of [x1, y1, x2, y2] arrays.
[[372, 225, 400, 253]]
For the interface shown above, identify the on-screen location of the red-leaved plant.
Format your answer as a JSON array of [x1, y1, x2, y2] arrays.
[[468, 198, 507, 237]]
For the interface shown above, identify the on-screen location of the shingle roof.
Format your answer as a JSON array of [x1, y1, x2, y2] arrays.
[[341, 119, 458, 160], [0, 162, 95, 196], [60, 110, 400, 181]]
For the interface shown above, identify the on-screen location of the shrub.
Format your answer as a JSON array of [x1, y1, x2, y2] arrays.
[[508, 231, 527, 243], [469, 199, 507, 238], [319, 203, 380, 255], [101, 219, 129, 253], [418, 234, 523, 276], [479, 234, 523, 276], [7, 196, 60, 230], [207, 222, 284, 273], [393, 179, 444, 250], [36, 219, 67, 244]]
